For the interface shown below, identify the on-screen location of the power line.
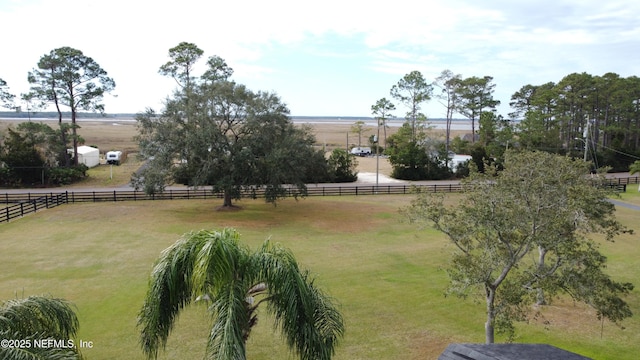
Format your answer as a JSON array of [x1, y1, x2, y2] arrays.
[[596, 143, 640, 160]]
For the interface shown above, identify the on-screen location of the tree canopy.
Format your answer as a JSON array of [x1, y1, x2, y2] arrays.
[[456, 76, 500, 143], [158, 41, 204, 89], [134, 45, 327, 207], [404, 150, 634, 343], [27, 46, 115, 166], [390, 70, 432, 142], [0, 78, 16, 109], [434, 69, 462, 155], [509, 72, 640, 170], [138, 228, 344, 360], [371, 97, 396, 149]]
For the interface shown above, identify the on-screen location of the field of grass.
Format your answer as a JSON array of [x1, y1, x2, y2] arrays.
[[618, 187, 640, 205], [0, 194, 638, 359]]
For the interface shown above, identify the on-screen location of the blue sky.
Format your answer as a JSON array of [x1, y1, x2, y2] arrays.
[[1, 0, 639, 118]]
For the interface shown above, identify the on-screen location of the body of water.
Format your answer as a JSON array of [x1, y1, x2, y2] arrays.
[[1, 116, 479, 131]]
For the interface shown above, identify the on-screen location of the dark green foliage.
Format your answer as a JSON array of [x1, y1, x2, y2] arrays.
[[0, 77, 16, 109], [135, 47, 332, 207], [48, 165, 88, 185], [158, 42, 204, 88], [457, 76, 500, 141], [0, 127, 46, 186], [370, 97, 395, 151], [302, 149, 332, 183], [0, 122, 84, 186], [386, 124, 450, 180], [510, 73, 640, 169], [388, 141, 434, 180], [27, 46, 115, 166], [327, 149, 358, 182], [390, 71, 432, 142]]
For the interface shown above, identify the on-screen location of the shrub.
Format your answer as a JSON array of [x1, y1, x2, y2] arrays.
[[328, 149, 358, 182], [48, 165, 88, 185]]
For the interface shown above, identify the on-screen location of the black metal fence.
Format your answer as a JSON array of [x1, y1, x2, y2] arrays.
[[1, 176, 637, 223]]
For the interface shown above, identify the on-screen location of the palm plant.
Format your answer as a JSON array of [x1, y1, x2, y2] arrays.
[[138, 228, 344, 360], [0, 295, 82, 360]]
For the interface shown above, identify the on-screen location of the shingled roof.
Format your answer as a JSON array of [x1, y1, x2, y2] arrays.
[[438, 343, 592, 360]]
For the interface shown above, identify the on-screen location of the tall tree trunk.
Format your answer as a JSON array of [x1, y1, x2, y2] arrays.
[[223, 189, 233, 207], [471, 110, 477, 144], [383, 121, 388, 148], [485, 285, 496, 344], [71, 109, 78, 166], [536, 246, 548, 305], [52, 81, 70, 167]]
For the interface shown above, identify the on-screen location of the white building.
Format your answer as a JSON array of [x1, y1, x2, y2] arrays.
[[68, 146, 100, 168]]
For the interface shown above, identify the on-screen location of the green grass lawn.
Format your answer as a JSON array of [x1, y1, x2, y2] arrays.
[[618, 187, 640, 206], [0, 195, 638, 359]]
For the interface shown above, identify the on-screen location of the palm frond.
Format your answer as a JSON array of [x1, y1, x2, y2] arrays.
[[193, 228, 248, 296], [0, 296, 79, 340], [0, 331, 82, 360], [138, 228, 344, 360], [138, 230, 208, 359], [254, 241, 345, 360], [206, 281, 249, 360]]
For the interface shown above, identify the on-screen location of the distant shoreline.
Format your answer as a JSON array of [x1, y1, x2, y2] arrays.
[[0, 115, 476, 130]]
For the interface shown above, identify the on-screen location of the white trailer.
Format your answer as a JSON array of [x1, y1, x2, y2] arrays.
[[106, 151, 123, 165], [350, 147, 372, 156]]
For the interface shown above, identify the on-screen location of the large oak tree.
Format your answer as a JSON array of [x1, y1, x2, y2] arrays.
[[134, 46, 325, 207], [404, 150, 633, 343]]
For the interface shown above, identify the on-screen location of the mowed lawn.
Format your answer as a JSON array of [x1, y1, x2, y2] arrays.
[[0, 194, 638, 359]]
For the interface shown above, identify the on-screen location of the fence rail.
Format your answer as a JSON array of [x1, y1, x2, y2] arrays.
[[1, 176, 637, 223], [2, 193, 68, 223]]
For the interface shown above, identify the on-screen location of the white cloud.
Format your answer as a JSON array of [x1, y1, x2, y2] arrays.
[[1, 0, 639, 117]]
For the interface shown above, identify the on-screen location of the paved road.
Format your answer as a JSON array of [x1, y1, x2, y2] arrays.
[[609, 199, 640, 211]]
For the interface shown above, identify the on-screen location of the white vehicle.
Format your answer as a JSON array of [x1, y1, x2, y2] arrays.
[[350, 147, 372, 156], [106, 151, 123, 165]]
